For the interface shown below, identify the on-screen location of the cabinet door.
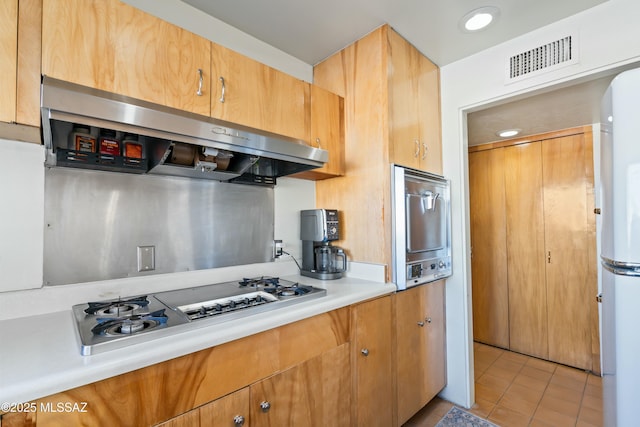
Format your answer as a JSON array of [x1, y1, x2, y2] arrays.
[[504, 142, 548, 359], [293, 85, 345, 179], [16, 0, 42, 127], [42, 0, 211, 116], [250, 344, 351, 427], [0, 0, 17, 123], [388, 28, 421, 170], [200, 387, 249, 427], [352, 296, 393, 427], [417, 54, 442, 174], [211, 43, 310, 142], [469, 149, 509, 348], [154, 410, 200, 427], [395, 280, 446, 425], [542, 134, 592, 370]]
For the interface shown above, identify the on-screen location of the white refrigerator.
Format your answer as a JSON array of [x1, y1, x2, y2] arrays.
[[601, 67, 640, 427]]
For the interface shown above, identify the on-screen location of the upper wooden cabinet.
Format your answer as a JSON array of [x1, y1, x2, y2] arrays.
[[388, 28, 442, 173], [0, 0, 18, 124], [42, 0, 211, 116], [292, 84, 345, 179], [0, 0, 41, 131], [210, 42, 310, 142], [395, 281, 446, 425]]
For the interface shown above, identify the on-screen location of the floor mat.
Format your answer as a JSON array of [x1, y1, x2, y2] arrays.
[[435, 406, 500, 427]]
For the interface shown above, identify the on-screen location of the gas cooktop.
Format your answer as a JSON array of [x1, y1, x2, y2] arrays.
[[72, 277, 326, 355]]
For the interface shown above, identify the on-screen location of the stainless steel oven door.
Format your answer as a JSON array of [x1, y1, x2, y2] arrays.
[[392, 164, 452, 290], [405, 181, 446, 253]]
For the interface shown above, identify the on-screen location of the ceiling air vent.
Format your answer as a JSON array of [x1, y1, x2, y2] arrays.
[[506, 35, 578, 83]]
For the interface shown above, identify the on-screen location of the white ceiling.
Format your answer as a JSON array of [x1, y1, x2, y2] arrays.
[[181, 0, 606, 66], [180, 0, 612, 146], [467, 75, 615, 146]]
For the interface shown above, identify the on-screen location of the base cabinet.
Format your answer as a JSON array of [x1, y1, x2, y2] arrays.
[[351, 296, 394, 427], [2, 293, 449, 427], [395, 281, 446, 425], [250, 344, 351, 427]]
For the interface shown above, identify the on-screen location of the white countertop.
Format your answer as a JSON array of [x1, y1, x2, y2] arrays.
[[0, 263, 395, 405]]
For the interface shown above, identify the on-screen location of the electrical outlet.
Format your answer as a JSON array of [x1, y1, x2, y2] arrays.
[[137, 245, 155, 271], [274, 240, 284, 258]]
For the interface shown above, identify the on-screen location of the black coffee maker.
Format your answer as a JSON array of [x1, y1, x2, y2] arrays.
[[300, 209, 347, 280]]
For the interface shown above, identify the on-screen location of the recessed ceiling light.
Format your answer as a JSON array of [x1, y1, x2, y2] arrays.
[[497, 129, 521, 138], [460, 6, 500, 33]]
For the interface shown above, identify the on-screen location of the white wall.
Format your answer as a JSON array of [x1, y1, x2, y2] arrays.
[[439, 0, 640, 407], [0, 140, 44, 291], [274, 177, 317, 261]]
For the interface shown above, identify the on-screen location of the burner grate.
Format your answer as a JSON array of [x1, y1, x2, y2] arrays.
[[84, 296, 150, 316], [91, 309, 168, 336]]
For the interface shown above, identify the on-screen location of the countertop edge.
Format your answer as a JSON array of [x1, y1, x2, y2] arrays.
[[0, 278, 395, 405]]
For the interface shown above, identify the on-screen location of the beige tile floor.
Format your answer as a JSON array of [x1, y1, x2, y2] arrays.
[[403, 342, 603, 427]]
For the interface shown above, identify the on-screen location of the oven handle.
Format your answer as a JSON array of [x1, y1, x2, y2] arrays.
[[407, 192, 440, 213]]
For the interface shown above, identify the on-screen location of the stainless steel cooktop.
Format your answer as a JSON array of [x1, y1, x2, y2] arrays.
[[72, 277, 326, 355]]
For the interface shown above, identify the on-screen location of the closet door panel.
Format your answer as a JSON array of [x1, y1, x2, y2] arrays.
[[469, 149, 509, 348], [542, 134, 592, 370], [504, 142, 548, 359]]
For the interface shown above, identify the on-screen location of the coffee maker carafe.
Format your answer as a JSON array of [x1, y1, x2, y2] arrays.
[[300, 209, 347, 280]]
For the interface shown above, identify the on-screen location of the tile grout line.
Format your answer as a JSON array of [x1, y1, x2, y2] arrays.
[[525, 363, 554, 427]]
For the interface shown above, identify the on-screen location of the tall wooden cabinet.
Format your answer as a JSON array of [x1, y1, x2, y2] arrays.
[[469, 127, 598, 371], [387, 28, 441, 172], [313, 24, 442, 277], [395, 281, 446, 426]]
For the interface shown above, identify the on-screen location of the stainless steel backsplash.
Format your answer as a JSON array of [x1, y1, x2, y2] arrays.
[[44, 168, 274, 285]]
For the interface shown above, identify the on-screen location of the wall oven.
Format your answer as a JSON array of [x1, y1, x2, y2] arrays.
[[391, 165, 452, 290]]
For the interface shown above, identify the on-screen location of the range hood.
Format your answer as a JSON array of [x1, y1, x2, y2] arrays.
[[41, 77, 328, 184]]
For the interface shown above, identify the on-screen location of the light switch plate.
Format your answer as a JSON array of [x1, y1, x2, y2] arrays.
[[137, 246, 155, 272]]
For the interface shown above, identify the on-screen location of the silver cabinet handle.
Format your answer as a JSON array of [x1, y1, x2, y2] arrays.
[[233, 415, 245, 426], [426, 317, 432, 324], [422, 142, 428, 160], [596, 293, 603, 303], [196, 69, 203, 96], [361, 348, 369, 356], [219, 76, 226, 103], [315, 137, 321, 148], [418, 321, 425, 327], [260, 401, 271, 412], [414, 140, 420, 157]]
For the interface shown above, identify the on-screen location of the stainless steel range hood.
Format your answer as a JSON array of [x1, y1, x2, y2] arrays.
[[41, 77, 328, 184]]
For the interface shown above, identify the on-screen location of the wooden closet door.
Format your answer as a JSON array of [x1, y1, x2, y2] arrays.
[[504, 142, 548, 359], [469, 149, 509, 348], [542, 134, 592, 370]]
